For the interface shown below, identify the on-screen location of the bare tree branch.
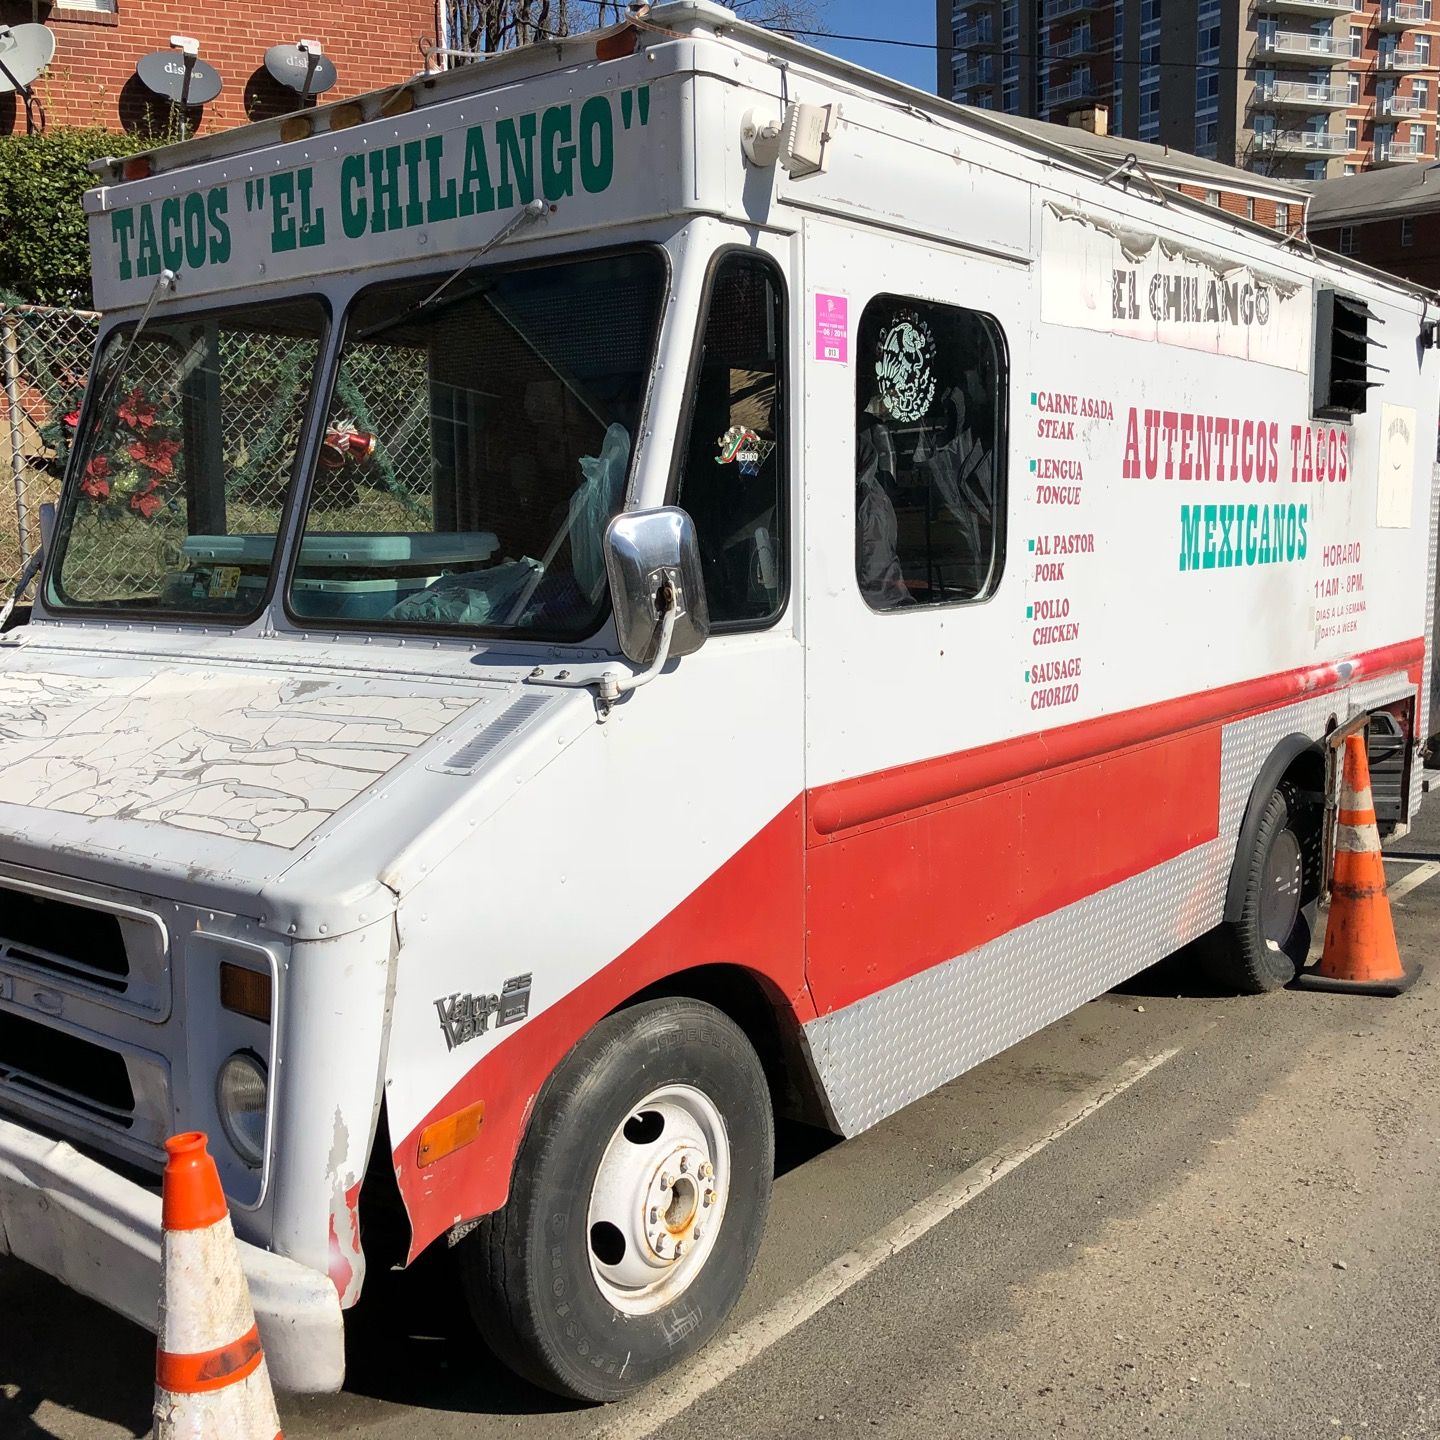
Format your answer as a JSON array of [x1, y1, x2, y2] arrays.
[[441, 0, 824, 57]]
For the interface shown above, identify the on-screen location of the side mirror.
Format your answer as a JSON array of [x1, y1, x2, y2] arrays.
[[604, 506, 710, 665]]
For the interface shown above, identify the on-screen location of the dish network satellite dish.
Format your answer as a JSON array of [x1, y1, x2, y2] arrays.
[[135, 35, 223, 137], [264, 41, 337, 103], [0, 24, 57, 134]]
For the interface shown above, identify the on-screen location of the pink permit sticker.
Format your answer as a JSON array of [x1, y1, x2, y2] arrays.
[[815, 293, 849, 364]]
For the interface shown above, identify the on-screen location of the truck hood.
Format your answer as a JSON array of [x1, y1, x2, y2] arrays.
[[0, 634, 589, 936]]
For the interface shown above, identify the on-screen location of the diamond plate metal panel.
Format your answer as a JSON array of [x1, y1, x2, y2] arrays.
[[1413, 465, 1439, 818], [802, 680, 1418, 1137]]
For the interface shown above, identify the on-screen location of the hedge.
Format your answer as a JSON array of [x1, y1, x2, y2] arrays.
[[0, 128, 152, 309]]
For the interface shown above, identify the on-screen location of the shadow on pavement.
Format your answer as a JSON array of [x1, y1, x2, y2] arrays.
[[0, 1263, 153, 1439]]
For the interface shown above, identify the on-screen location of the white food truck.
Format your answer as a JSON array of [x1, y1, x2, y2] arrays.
[[0, 1, 1435, 1403]]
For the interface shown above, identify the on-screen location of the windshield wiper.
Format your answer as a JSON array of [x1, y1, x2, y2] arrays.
[[354, 199, 547, 343], [86, 267, 178, 422]]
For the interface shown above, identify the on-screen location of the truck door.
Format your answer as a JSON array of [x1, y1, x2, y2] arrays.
[[800, 220, 1031, 1018]]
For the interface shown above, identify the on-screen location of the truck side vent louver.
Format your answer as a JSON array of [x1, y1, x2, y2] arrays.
[[1313, 289, 1384, 421], [436, 694, 553, 775]]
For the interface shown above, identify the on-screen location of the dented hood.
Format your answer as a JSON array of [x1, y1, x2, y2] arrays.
[[0, 634, 587, 936]]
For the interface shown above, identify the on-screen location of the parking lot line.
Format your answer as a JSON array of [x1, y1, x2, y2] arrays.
[[1387, 861, 1440, 902], [595, 1046, 1184, 1440]]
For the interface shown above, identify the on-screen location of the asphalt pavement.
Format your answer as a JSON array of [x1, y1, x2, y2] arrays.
[[5, 797, 1440, 1440]]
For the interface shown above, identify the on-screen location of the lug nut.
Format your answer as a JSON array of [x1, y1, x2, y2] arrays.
[[703, 1189, 715, 1207], [649, 1207, 658, 1224], [655, 1235, 670, 1256], [693, 1226, 703, 1241], [699, 1161, 714, 1179], [659, 1172, 673, 1190], [673, 1241, 684, 1257], [679, 1155, 690, 1173]]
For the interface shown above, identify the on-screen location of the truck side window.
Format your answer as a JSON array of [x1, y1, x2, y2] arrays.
[[855, 296, 1006, 610], [674, 253, 787, 627]]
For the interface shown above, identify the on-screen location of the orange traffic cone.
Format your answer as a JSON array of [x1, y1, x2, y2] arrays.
[[152, 1132, 284, 1439], [1298, 732, 1420, 997]]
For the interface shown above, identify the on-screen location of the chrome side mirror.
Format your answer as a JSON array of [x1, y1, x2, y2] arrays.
[[604, 506, 710, 666]]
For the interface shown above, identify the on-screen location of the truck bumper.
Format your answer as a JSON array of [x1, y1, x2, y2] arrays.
[[0, 1115, 345, 1393]]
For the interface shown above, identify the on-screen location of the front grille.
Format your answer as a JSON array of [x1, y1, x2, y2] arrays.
[[0, 887, 129, 991], [0, 1008, 135, 1128]]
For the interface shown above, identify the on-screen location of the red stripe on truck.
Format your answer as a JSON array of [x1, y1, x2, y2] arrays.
[[391, 638, 1422, 1260]]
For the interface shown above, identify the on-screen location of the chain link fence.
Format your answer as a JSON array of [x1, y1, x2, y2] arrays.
[[0, 302, 438, 606], [0, 303, 97, 601]]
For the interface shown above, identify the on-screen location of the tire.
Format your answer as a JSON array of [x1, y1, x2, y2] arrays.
[[1202, 781, 1322, 993], [460, 997, 774, 1402]]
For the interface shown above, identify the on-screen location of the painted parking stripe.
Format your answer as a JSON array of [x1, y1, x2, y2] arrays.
[[595, 1047, 1183, 1440], [1388, 861, 1440, 902]]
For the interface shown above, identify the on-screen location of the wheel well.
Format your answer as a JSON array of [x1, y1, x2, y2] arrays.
[[619, 965, 829, 1129], [1222, 733, 1325, 923]]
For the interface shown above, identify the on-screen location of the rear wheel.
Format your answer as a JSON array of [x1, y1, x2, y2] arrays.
[[1203, 781, 1321, 993], [460, 997, 773, 1401]]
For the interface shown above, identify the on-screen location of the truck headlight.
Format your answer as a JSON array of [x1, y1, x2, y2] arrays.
[[216, 1052, 268, 1168]]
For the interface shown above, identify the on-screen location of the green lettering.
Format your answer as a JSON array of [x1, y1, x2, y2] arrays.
[[424, 135, 457, 223], [402, 141, 424, 227], [269, 171, 297, 253], [495, 112, 537, 208], [159, 197, 183, 270], [1258, 503, 1272, 563], [579, 95, 613, 193], [297, 167, 327, 249], [1179, 505, 1201, 572], [541, 105, 575, 201], [340, 154, 368, 238], [369, 146, 402, 233], [137, 205, 160, 277], [459, 125, 495, 216], [181, 192, 207, 269], [207, 188, 231, 265], [1201, 503, 1218, 569], [111, 209, 136, 281], [1297, 503, 1308, 559]]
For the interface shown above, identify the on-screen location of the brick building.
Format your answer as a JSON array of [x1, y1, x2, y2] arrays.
[[0, 0, 437, 136], [937, 0, 1440, 183], [1308, 165, 1440, 287]]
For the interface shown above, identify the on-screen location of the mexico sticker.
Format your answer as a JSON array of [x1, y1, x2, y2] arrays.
[[875, 312, 937, 422], [715, 425, 775, 477]]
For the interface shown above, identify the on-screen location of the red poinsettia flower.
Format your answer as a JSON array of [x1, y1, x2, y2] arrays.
[[127, 436, 180, 476], [116, 388, 157, 430], [63, 409, 81, 430], [80, 455, 110, 501], [130, 488, 165, 519]]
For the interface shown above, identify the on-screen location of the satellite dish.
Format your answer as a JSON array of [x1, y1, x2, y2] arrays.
[[264, 41, 337, 101], [136, 48, 223, 106], [0, 24, 56, 135], [0, 24, 56, 95]]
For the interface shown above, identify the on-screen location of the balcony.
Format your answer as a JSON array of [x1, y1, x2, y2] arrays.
[[1377, 46, 1428, 69], [1255, 30, 1351, 64], [1252, 0, 1351, 13], [1253, 127, 1352, 152], [1047, 72, 1098, 104], [954, 23, 997, 49], [1044, 0, 1100, 18], [1376, 1, 1430, 31], [1253, 77, 1352, 109], [1380, 91, 1424, 114], [1051, 26, 1095, 58], [1374, 136, 1428, 161], [954, 62, 998, 90]]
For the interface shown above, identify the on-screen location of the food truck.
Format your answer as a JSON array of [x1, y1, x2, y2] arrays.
[[0, 0, 1435, 1403]]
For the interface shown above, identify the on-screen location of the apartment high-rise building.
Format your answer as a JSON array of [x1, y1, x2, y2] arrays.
[[936, 0, 1440, 180]]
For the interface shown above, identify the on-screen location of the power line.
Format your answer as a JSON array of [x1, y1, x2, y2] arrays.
[[792, 25, 1440, 78]]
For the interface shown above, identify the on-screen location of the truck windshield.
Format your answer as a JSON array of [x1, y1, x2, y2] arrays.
[[286, 249, 664, 639], [47, 299, 326, 617]]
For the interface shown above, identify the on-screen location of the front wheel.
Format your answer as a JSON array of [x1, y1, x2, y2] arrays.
[[460, 997, 774, 1401], [1202, 781, 1321, 993]]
